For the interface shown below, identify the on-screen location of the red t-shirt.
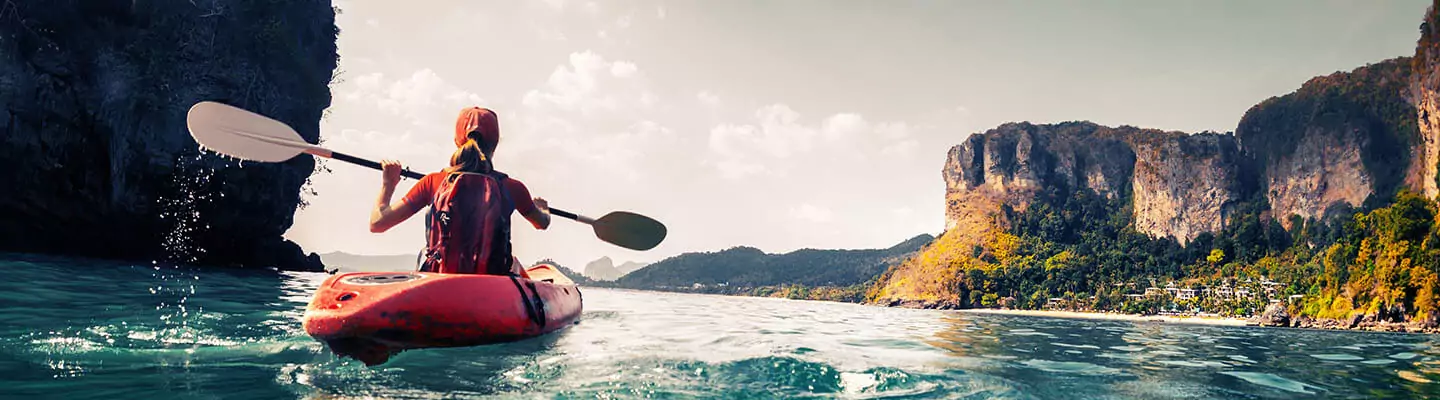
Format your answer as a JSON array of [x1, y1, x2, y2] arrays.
[[399, 172, 544, 228]]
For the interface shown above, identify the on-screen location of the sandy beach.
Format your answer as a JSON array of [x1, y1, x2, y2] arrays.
[[957, 308, 1251, 326]]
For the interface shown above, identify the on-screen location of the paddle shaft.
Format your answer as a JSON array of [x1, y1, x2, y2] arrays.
[[326, 151, 591, 224]]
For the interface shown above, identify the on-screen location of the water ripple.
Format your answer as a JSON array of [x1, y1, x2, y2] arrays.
[[4, 256, 1440, 398]]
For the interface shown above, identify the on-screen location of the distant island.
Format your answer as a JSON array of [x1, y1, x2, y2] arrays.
[[576, 234, 933, 303]]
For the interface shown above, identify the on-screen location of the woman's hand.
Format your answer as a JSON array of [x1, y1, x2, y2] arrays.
[[533, 197, 550, 213], [381, 159, 403, 188]]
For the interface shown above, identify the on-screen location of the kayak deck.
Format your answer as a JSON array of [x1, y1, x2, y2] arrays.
[[302, 263, 582, 365]]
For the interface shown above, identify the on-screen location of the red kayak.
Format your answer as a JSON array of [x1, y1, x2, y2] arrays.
[[302, 262, 583, 365]]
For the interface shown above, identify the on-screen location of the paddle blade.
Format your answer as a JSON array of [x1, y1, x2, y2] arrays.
[[186, 101, 313, 162], [591, 211, 667, 251]]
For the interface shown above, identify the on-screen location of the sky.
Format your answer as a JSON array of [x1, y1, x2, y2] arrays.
[[285, 0, 1432, 271]]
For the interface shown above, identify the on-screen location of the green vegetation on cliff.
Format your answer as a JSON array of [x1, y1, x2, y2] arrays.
[[1302, 191, 1440, 322], [871, 182, 1287, 311], [871, 180, 1440, 323]]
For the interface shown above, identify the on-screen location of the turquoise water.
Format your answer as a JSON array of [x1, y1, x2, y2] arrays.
[[3, 254, 1440, 399]]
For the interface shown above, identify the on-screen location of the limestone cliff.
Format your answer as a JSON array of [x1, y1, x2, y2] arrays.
[[1413, 1, 1440, 198], [1237, 58, 1418, 228], [1129, 132, 1249, 244], [938, 57, 1416, 247], [0, 1, 338, 270], [942, 122, 1242, 244]]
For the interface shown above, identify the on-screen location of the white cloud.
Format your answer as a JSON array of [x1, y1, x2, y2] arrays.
[[876, 122, 919, 157], [714, 159, 767, 180], [790, 204, 834, 223], [541, 0, 565, 11], [523, 51, 608, 111], [705, 105, 924, 177], [365, 18, 379, 27], [617, 15, 633, 29], [522, 51, 649, 118], [342, 69, 484, 127], [697, 90, 721, 107], [706, 104, 816, 161], [708, 124, 759, 159], [583, 1, 599, 14], [610, 61, 638, 78], [753, 104, 817, 156], [822, 113, 869, 141], [510, 52, 671, 182], [656, 6, 667, 19], [880, 139, 921, 157]]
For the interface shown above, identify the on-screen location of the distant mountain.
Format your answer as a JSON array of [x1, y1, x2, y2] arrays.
[[582, 257, 650, 281], [319, 251, 421, 273], [616, 261, 648, 275], [583, 257, 624, 281], [610, 234, 934, 290]]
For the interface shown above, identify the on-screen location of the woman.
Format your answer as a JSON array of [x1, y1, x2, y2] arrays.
[[368, 107, 551, 275]]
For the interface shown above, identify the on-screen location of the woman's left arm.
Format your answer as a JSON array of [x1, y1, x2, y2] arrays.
[[369, 160, 423, 233]]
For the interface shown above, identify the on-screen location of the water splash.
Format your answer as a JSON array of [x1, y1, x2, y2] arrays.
[[157, 152, 218, 264], [145, 150, 232, 355]]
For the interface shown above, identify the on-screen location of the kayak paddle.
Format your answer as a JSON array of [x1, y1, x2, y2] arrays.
[[184, 101, 667, 251]]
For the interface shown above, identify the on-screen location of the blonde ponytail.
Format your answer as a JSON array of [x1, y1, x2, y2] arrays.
[[448, 137, 491, 174]]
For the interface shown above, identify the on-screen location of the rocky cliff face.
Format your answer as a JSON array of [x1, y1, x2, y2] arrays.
[[1129, 132, 1247, 244], [939, 57, 1418, 245], [0, 1, 338, 270], [942, 122, 1242, 244], [1414, 1, 1440, 198], [1237, 58, 1417, 228]]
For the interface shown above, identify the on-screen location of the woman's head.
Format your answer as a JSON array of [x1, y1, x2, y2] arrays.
[[455, 107, 500, 156]]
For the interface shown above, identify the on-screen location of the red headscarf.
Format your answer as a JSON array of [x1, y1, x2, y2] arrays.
[[454, 107, 500, 149]]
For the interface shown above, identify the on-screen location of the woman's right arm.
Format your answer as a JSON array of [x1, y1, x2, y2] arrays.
[[526, 197, 552, 230], [369, 160, 423, 233], [506, 179, 551, 230]]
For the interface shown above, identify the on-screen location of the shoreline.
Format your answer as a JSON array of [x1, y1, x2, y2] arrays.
[[579, 288, 1440, 333], [955, 308, 1251, 326]]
